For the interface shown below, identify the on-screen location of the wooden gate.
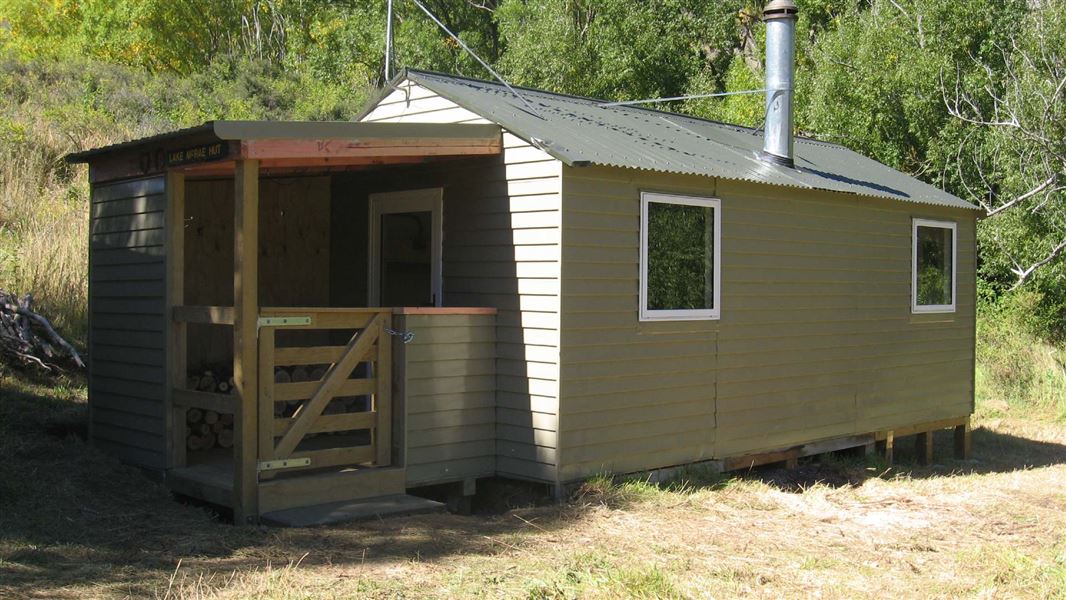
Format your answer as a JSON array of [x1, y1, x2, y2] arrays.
[[256, 308, 392, 476]]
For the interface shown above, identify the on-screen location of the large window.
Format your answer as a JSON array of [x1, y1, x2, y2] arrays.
[[640, 192, 721, 321], [912, 218, 956, 313]]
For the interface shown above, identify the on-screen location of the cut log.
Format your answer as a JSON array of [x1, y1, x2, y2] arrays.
[[290, 366, 310, 383], [203, 410, 219, 425], [186, 408, 204, 424], [217, 429, 234, 448], [197, 371, 217, 392]]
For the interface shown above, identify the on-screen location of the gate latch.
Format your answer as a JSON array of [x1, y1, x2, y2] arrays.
[[257, 458, 311, 472]]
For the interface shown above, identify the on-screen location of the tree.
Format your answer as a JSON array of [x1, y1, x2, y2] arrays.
[[942, 2, 1066, 295]]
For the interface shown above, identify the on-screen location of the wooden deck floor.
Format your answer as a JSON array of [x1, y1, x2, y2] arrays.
[[168, 455, 234, 508]]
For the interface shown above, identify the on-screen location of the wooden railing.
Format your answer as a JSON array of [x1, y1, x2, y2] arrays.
[[256, 308, 392, 475]]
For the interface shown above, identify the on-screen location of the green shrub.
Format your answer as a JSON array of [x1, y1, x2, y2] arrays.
[[976, 292, 1066, 422]]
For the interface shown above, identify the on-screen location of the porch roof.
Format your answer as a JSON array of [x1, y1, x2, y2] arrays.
[[66, 120, 503, 181]]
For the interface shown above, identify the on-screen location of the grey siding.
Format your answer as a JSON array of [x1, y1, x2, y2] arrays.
[[362, 81, 562, 484], [558, 166, 977, 482], [397, 313, 497, 486], [89, 176, 168, 469]]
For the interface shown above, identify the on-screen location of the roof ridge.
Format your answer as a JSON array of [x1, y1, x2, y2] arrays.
[[402, 68, 845, 149]]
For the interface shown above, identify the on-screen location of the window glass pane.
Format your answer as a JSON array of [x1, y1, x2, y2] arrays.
[[647, 201, 714, 311], [380, 211, 432, 306], [916, 225, 953, 306]]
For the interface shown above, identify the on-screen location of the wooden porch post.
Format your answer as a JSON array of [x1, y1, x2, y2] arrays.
[[165, 171, 186, 469], [233, 159, 260, 523]]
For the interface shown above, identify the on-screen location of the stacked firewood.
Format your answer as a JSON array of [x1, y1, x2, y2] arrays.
[[272, 365, 368, 419], [186, 366, 236, 452], [185, 408, 235, 450], [0, 290, 85, 372], [187, 367, 236, 396]]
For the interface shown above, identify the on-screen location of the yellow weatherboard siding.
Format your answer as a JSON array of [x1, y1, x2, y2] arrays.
[[397, 313, 498, 486], [558, 165, 976, 482], [362, 80, 563, 484]]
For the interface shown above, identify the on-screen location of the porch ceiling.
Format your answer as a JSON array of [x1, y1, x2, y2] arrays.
[[66, 120, 503, 181]]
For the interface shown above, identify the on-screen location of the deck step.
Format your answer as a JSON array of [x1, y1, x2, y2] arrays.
[[258, 465, 407, 513], [261, 494, 445, 527]]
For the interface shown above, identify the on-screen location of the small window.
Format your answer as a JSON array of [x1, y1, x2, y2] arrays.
[[912, 218, 957, 313], [640, 192, 721, 321]]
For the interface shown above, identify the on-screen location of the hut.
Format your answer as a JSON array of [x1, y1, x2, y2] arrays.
[[67, 10, 976, 523]]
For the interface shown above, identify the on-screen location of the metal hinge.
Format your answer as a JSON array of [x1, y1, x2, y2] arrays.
[[257, 316, 311, 328], [257, 457, 311, 472]]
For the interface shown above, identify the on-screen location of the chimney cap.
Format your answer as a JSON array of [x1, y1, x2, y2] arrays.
[[764, 0, 798, 20]]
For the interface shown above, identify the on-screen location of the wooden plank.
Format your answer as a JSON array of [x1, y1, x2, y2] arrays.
[[172, 388, 236, 413], [273, 378, 376, 402], [273, 345, 346, 366], [166, 172, 186, 470], [91, 194, 167, 219], [173, 305, 235, 325], [168, 466, 234, 508], [879, 431, 895, 465], [92, 176, 166, 202], [376, 314, 392, 466], [393, 307, 498, 315], [232, 158, 259, 523], [877, 416, 968, 439], [241, 137, 501, 160], [273, 411, 376, 436], [258, 310, 375, 330], [954, 418, 971, 460], [272, 315, 382, 460], [258, 327, 276, 463], [722, 448, 801, 471], [289, 445, 375, 471], [258, 466, 406, 514], [257, 156, 428, 169]]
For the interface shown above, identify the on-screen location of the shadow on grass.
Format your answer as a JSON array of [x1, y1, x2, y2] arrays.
[[0, 373, 586, 598], [650, 424, 1066, 495], [3, 370, 1065, 598]]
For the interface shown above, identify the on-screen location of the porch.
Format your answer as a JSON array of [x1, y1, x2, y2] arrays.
[[156, 122, 506, 522]]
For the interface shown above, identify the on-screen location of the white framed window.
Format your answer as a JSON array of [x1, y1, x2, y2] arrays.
[[911, 218, 957, 314], [640, 192, 721, 321]]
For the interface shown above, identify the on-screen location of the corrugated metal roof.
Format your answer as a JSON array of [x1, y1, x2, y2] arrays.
[[401, 70, 976, 210], [66, 120, 500, 162]]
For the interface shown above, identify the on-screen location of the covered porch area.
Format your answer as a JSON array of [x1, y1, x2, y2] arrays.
[[144, 121, 503, 523]]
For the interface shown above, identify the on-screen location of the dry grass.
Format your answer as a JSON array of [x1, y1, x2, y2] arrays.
[[1, 372, 1064, 600], [0, 77, 125, 345]]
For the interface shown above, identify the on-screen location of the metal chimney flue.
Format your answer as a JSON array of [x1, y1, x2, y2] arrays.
[[759, 0, 798, 168]]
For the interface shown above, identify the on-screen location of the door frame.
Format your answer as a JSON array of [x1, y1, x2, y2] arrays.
[[368, 187, 444, 307]]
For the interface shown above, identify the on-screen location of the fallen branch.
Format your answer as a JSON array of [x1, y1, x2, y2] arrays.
[[0, 290, 84, 373]]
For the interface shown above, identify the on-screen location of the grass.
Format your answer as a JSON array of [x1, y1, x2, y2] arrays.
[[0, 367, 1064, 599], [976, 293, 1066, 423], [0, 56, 368, 347]]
